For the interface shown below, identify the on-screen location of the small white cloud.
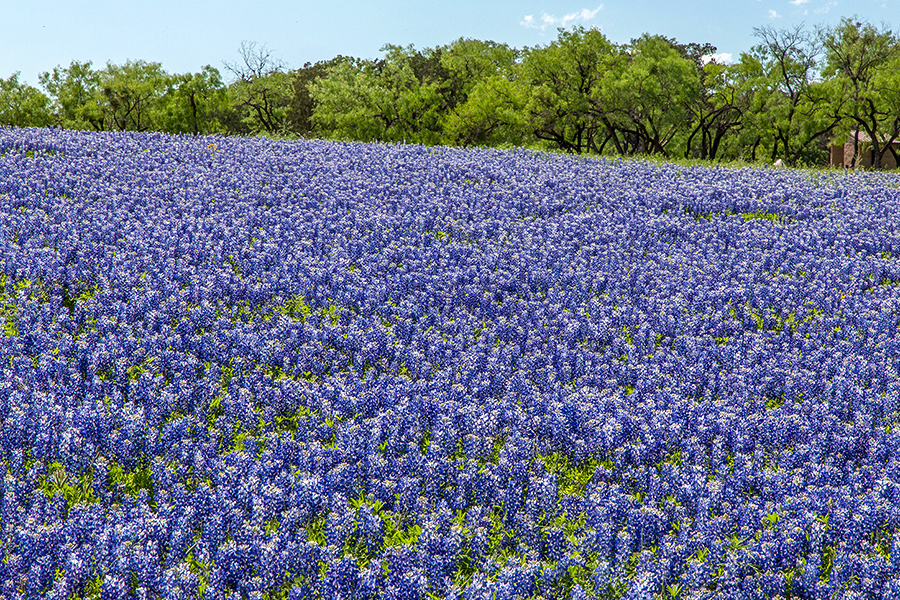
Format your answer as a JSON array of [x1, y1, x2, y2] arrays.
[[789, 0, 809, 5], [561, 6, 603, 27], [521, 5, 603, 31], [768, 9, 781, 18], [702, 52, 734, 64]]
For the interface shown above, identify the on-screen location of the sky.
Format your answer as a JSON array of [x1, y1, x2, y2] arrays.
[[1, 0, 896, 87]]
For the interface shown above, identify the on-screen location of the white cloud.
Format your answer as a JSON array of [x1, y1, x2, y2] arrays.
[[702, 52, 734, 64], [789, 0, 809, 5], [521, 5, 603, 31], [768, 9, 781, 18], [814, 1, 837, 13]]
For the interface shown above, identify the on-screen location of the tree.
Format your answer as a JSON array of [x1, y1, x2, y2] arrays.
[[519, 27, 625, 154], [224, 42, 293, 135], [683, 59, 746, 160], [310, 47, 446, 145], [97, 60, 171, 132], [602, 34, 700, 156], [870, 53, 900, 166], [438, 38, 519, 110], [442, 75, 530, 147], [309, 60, 384, 142], [158, 66, 228, 135], [712, 53, 774, 161], [628, 35, 737, 159], [742, 24, 840, 165], [375, 45, 448, 144], [0, 73, 53, 127], [438, 39, 526, 147], [39, 60, 173, 132], [821, 18, 900, 168], [668, 38, 750, 162], [287, 56, 353, 137], [39, 61, 104, 130]]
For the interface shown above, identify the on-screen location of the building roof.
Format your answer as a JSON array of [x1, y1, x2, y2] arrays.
[[846, 131, 900, 145]]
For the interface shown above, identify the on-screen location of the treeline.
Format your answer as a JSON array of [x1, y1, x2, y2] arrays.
[[2, 17, 899, 167]]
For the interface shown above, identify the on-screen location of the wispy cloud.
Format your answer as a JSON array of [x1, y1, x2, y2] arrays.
[[788, 0, 809, 5], [521, 5, 603, 31], [768, 9, 781, 18], [702, 52, 734, 64], [814, 1, 837, 13]]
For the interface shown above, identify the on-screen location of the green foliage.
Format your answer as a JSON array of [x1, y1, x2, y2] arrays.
[[37, 458, 154, 515], [225, 254, 241, 276], [732, 301, 821, 336], [762, 511, 780, 530], [0, 280, 21, 337], [157, 66, 228, 135], [303, 493, 425, 568], [72, 575, 104, 600], [765, 393, 786, 410], [96, 60, 171, 131], [822, 19, 900, 169], [741, 209, 787, 222], [605, 34, 701, 156], [659, 448, 683, 468], [273, 294, 342, 327], [442, 75, 529, 147], [126, 356, 155, 382], [519, 26, 622, 155], [309, 61, 386, 141], [107, 461, 155, 503], [821, 544, 836, 581], [61, 280, 101, 315], [0, 275, 52, 337], [39, 462, 98, 512], [222, 41, 294, 135], [4, 20, 899, 168], [730, 24, 839, 166], [310, 47, 447, 145], [683, 58, 746, 160], [540, 452, 602, 497], [304, 512, 328, 546], [287, 56, 354, 136], [439, 39, 529, 148], [39, 60, 104, 130], [321, 302, 341, 325], [869, 525, 894, 559], [439, 38, 519, 99], [0, 72, 53, 127], [37, 59, 228, 134]]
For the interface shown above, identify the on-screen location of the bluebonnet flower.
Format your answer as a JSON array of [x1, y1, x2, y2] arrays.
[[3, 126, 900, 596]]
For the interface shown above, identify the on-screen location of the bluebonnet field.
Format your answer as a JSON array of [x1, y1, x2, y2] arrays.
[[1, 126, 900, 600]]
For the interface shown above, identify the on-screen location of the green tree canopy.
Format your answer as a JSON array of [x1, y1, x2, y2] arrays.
[[0, 73, 53, 128], [821, 18, 900, 168], [97, 60, 171, 132], [519, 26, 624, 155], [602, 34, 700, 156], [310, 46, 447, 144], [223, 42, 294, 135], [39, 61, 103, 130], [2, 19, 896, 168], [157, 66, 228, 135]]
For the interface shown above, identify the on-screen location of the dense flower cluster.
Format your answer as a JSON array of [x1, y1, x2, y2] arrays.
[[1, 126, 900, 599]]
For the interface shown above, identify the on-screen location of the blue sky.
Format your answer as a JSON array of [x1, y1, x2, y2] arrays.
[[1, 0, 895, 86]]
